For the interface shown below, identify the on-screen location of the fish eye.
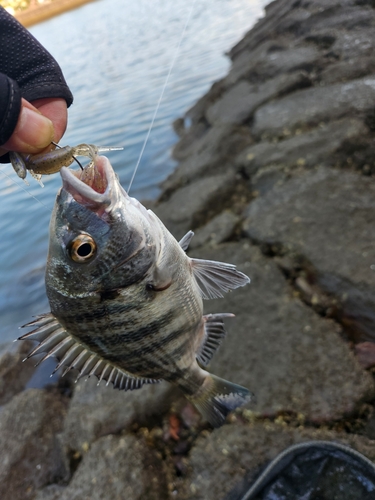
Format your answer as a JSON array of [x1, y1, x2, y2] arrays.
[[68, 234, 97, 263]]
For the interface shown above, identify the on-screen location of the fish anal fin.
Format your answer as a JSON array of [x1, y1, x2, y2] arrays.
[[19, 313, 161, 390], [189, 373, 254, 427], [179, 230, 194, 251], [190, 258, 250, 300], [197, 313, 234, 367]]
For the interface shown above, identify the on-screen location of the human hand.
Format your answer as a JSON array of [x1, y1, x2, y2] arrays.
[[0, 97, 68, 157]]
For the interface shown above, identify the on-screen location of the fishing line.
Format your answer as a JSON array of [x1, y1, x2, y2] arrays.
[[0, 166, 52, 212], [127, 0, 198, 193]]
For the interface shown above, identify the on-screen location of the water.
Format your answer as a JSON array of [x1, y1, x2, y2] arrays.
[[0, 0, 268, 345]]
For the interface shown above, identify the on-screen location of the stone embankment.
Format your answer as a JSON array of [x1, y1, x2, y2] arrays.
[[2, 0, 375, 498]]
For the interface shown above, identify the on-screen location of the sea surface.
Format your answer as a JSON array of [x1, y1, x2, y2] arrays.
[[0, 0, 268, 345]]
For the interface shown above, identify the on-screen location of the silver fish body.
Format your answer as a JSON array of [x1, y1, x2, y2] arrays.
[[20, 156, 253, 426]]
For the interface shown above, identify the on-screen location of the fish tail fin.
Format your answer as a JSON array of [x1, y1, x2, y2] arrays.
[[189, 373, 254, 428]]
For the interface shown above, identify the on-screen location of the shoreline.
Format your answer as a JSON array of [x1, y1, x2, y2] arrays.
[[14, 0, 96, 27]]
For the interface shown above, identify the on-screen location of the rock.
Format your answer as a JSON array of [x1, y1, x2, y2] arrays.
[[185, 422, 375, 500], [252, 75, 375, 138], [195, 241, 374, 422], [58, 434, 168, 500], [313, 273, 375, 344], [280, 265, 375, 347], [206, 71, 310, 125], [166, 124, 251, 194], [263, 3, 374, 41], [184, 80, 227, 129], [189, 211, 241, 250], [328, 26, 375, 60], [0, 340, 35, 405], [156, 172, 238, 240], [0, 389, 68, 500], [172, 123, 235, 162], [355, 342, 375, 370], [224, 44, 320, 88], [61, 377, 172, 452], [235, 118, 369, 178], [321, 56, 375, 84], [243, 167, 375, 286], [34, 485, 66, 500]]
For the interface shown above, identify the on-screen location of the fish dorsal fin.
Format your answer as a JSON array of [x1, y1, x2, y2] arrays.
[[190, 258, 250, 299], [196, 313, 234, 366], [179, 230, 194, 251], [19, 314, 160, 390]]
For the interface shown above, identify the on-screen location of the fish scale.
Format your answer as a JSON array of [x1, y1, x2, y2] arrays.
[[19, 155, 254, 427]]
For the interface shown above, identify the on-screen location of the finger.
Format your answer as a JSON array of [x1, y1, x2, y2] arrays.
[[31, 98, 68, 144], [1, 98, 54, 153]]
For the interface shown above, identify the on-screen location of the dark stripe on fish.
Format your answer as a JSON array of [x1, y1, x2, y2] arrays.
[[58, 301, 139, 326], [108, 323, 195, 367], [100, 289, 120, 301]]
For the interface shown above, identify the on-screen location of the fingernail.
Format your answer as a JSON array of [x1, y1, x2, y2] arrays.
[[15, 106, 54, 150]]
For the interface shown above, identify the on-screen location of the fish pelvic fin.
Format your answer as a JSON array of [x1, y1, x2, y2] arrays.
[[19, 313, 160, 390], [188, 373, 254, 428], [190, 258, 250, 299], [196, 313, 234, 367]]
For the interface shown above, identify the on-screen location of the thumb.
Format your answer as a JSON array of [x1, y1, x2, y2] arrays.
[[1, 98, 54, 153]]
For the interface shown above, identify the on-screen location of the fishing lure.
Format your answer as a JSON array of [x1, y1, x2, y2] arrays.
[[10, 144, 123, 186]]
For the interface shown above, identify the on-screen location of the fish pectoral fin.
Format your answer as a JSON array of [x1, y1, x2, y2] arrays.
[[197, 313, 234, 366], [178, 230, 194, 251], [19, 313, 160, 390], [190, 258, 250, 299]]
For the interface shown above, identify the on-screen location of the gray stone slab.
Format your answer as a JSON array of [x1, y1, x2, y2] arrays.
[[0, 341, 36, 405], [252, 75, 375, 138], [156, 172, 238, 240], [59, 434, 168, 500], [0, 389, 68, 500], [34, 485, 66, 500], [195, 241, 374, 422], [299, 5, 375, 33], [243, 167, 375, 286], [329, 27, 375, 60], [185, 422, 375, 500], [61, 377, 171, 452], [206, 72, 310, 125], [189, 211, 241, 250], [235, 118, 368, 177], [321, 56, 375, 84], [167, 123, 251, 195], [226, 44, 320, 87]]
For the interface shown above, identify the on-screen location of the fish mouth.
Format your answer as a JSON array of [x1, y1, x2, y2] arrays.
[[60, 156, 118, 214]]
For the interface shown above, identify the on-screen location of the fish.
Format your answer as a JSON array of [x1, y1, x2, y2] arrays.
[[19, 155, 253, 427]]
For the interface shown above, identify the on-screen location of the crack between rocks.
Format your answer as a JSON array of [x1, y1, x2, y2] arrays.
[[243, 234, 375, 349]]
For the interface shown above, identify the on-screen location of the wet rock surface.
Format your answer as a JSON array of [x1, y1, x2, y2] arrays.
[[243, 167, 375, 285], [5, 0, 375, 498], [61, 377, 172, 452], [0, 389, 68, 500], [195, 242, 374, 422], [0, 340, 36, 405], [57, 434, 168, 500]]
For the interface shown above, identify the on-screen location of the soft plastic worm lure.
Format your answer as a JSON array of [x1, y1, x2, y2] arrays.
[[10, 144, 123, 186]]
